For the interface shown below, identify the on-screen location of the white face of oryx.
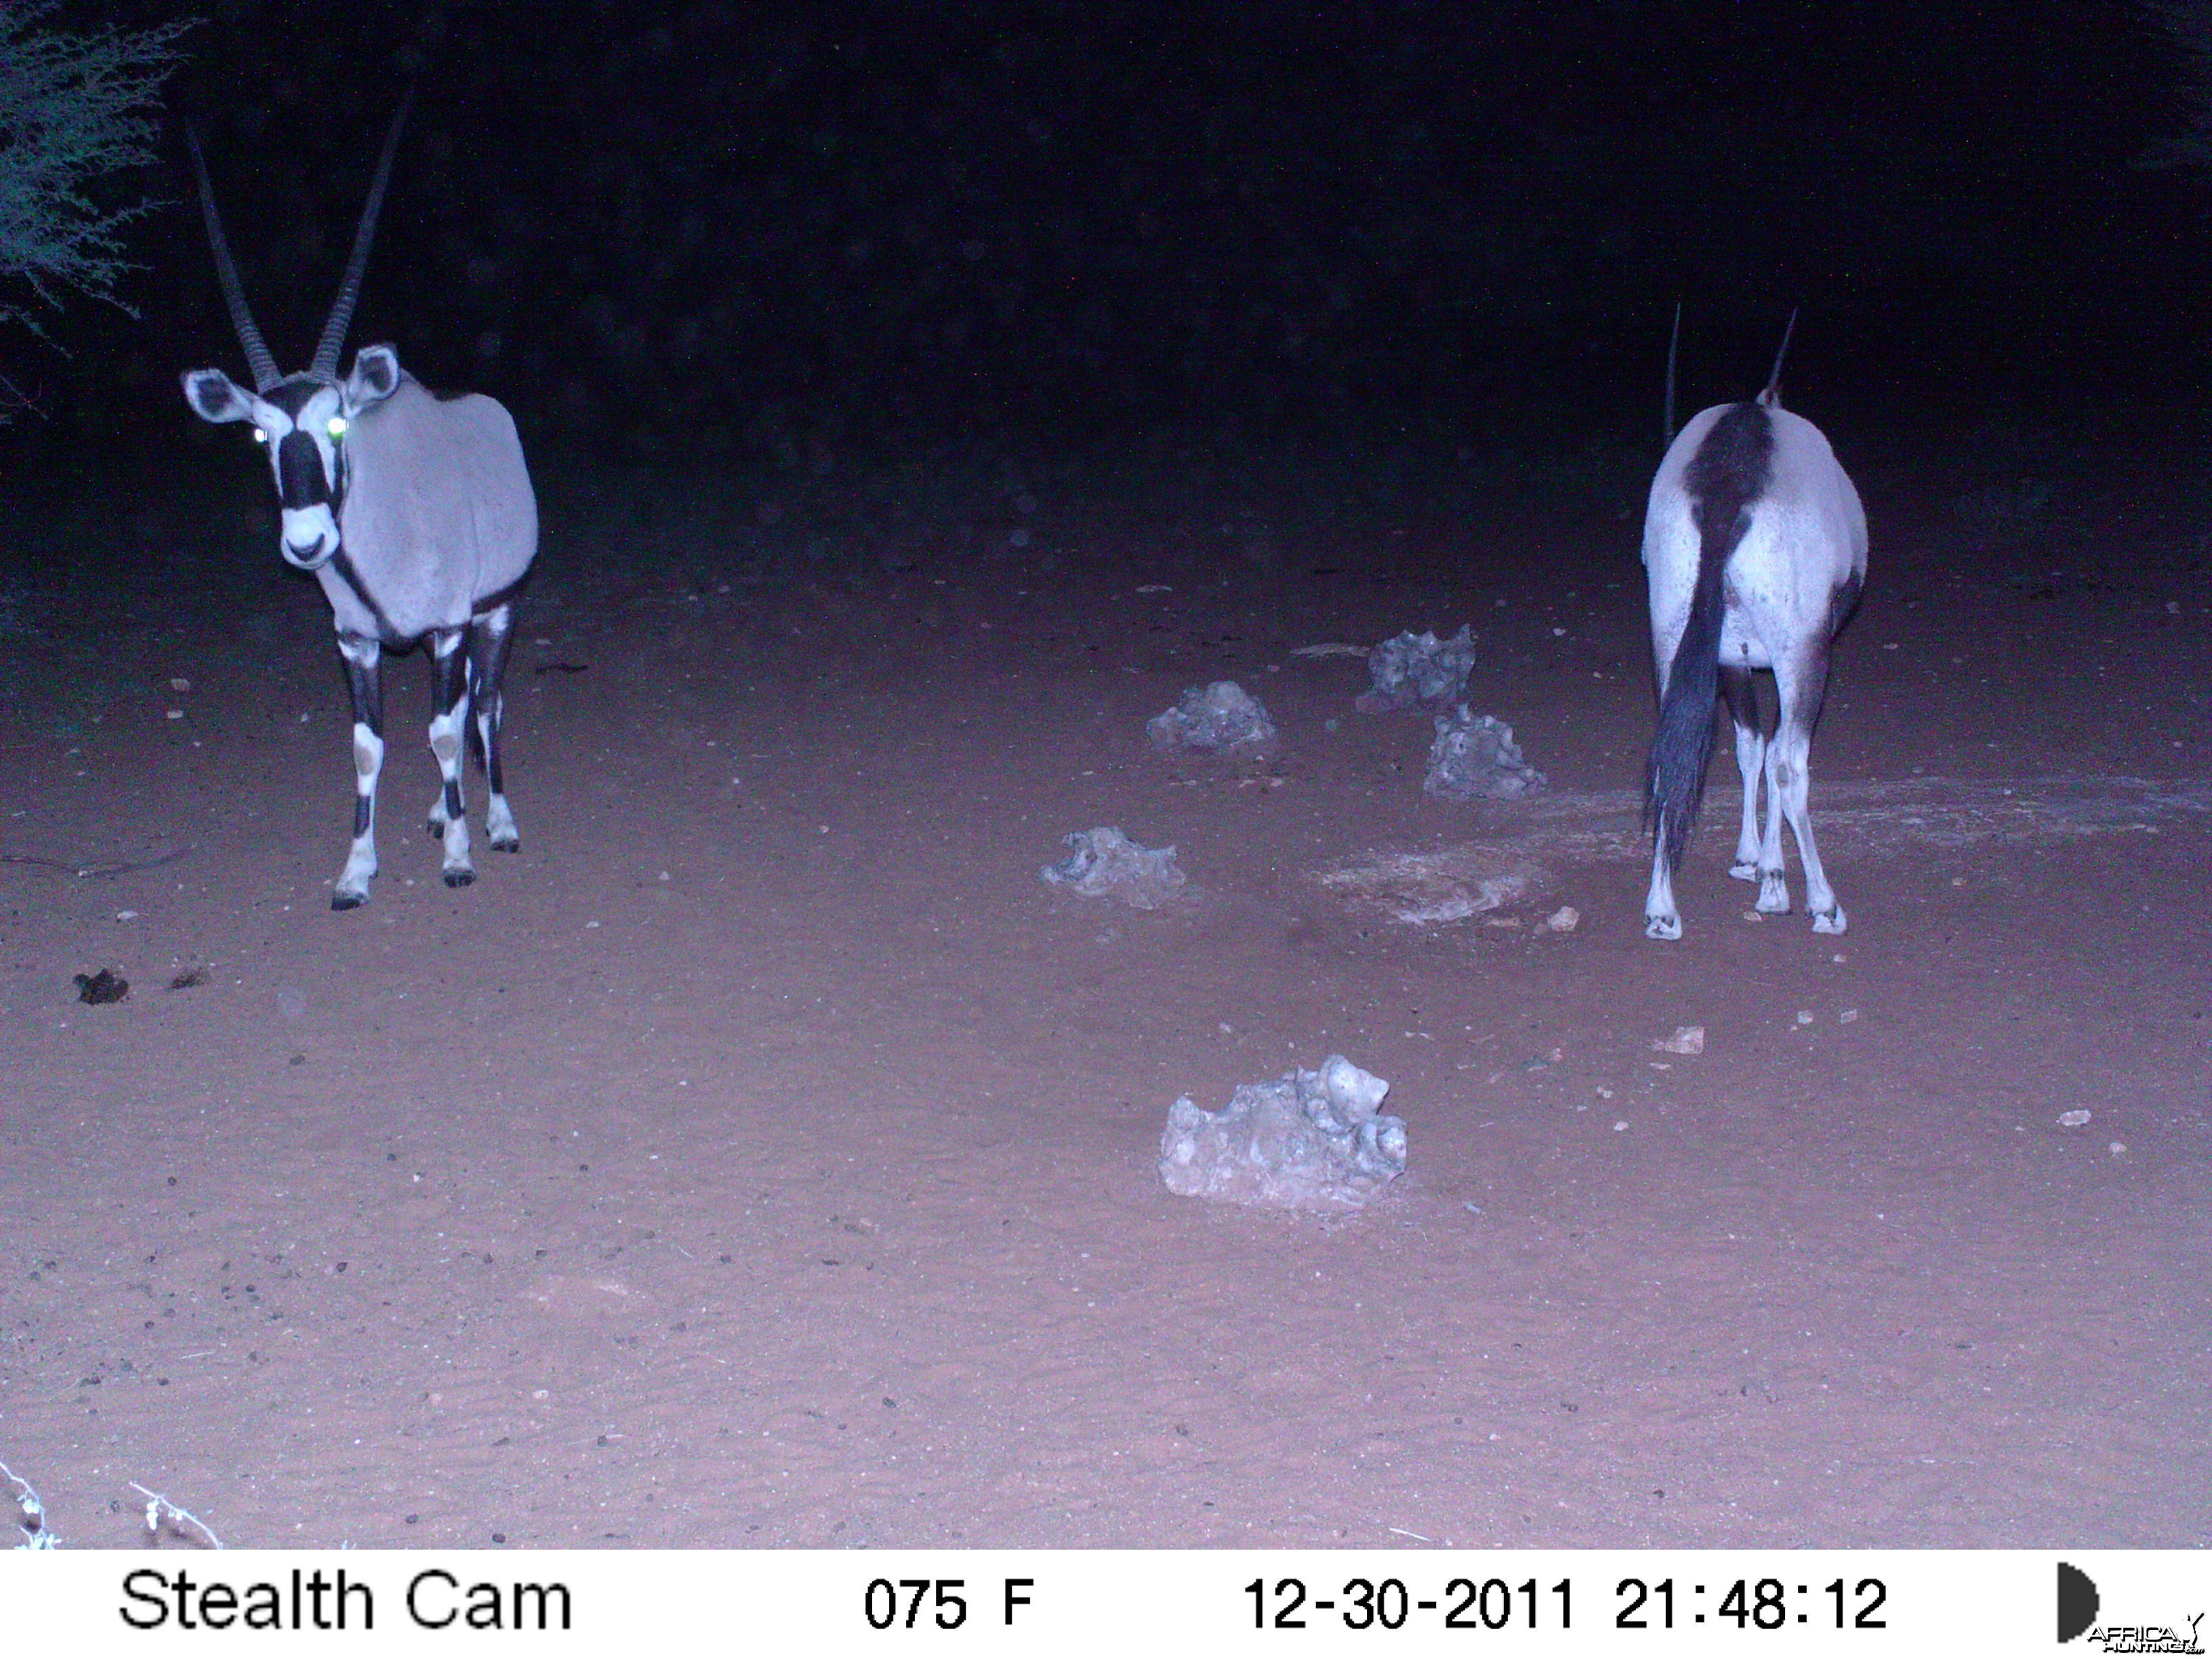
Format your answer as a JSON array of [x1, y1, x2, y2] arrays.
[[180, 344, 403, 571]]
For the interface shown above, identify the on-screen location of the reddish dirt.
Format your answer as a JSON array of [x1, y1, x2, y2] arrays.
[[2, 438, 2207, 1549]]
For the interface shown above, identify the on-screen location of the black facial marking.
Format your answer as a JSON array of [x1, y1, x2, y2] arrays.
[[266, 380, 323, 418], [277, 430, 330, 509]]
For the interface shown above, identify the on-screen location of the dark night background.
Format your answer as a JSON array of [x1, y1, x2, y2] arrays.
[[7, 0, 2212, 499]]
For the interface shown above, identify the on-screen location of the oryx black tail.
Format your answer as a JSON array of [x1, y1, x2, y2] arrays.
[[1644, 401, 1776, 869]]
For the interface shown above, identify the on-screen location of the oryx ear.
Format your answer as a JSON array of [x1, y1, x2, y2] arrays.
[[344, 344, 403, 411], [182, 369, 255, 424]]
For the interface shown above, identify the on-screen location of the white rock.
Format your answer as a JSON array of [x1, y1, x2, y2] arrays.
[[1041, 827, 1187, 909], [1147, 681, 1277, 752], [1160, 1055, 1406, 1212]]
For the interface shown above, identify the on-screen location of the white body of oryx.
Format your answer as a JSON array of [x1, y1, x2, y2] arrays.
[[1643, 403, 1865, 682], [1641, 397, 1866, 940], [316, 373, 537, 644]]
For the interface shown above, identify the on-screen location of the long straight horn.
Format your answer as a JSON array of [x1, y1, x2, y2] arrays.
[[309, 92, 415, 380], [1663, 299, 1681, 447], [1761, 306, 1799, 408], [187, 127, 281, 393]]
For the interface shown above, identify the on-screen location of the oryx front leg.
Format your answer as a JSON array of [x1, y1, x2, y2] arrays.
[[426, 626, 475, 887], [334, 632, 385, 910]]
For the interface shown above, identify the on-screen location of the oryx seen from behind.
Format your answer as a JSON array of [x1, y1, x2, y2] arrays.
[[181, 101, 537, 909], [1641, 314, 1866, 940]]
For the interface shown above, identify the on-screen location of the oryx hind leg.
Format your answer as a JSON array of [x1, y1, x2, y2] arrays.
[[468, 602, 520, 852], [426, 626, 475, 886], [334, 632, 385, 910], [1773, 643, 1844, 933], [1718, 666, 1769, 885], [1642, 840, 1683, 941]]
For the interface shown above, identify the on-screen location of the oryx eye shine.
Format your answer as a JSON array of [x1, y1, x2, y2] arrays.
[[327, 417, 349, 438], [253, 428, 268, 443]]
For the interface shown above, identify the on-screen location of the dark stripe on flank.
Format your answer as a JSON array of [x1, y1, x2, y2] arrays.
[[472, 570, 533, 616], [1792, 570, 1867, 743], [329, 550, 402, 643], [1825, 569, 1864, 640]]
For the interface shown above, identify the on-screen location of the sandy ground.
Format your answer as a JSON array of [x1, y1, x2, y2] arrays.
[[1, 432, 2207, 1550]]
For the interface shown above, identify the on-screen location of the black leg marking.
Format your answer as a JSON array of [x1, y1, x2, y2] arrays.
[[428, 625, 470, 840], [468, 607, 516, 794], [1791, 644, 1835, 739], [1718, 666, 1766, 737], [334, 632, 385, 912], [470, 602, 520, 851], [340, 632, 385, 738]]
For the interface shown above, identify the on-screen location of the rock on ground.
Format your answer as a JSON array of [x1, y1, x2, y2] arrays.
[[1147, 681, 1277, 752], [1424, 705, 1546, 801], [1357, 626, 1476, 712], [1040, 827, 1187, 909], [1160, 1055, 1407, 1212]]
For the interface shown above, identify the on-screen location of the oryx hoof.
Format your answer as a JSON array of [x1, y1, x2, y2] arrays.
[[443, 867, 476, 889], [1644, 913, 1683, 941], [1755, 874, 1790, 914], [489, 832, 520, 854], [1728, 860, 1759, 882], [331, 888, 369, 912], [1811, 906, 1847, 935]]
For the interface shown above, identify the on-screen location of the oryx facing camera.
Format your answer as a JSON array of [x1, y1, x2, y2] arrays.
[[182, 98, 538, 910]]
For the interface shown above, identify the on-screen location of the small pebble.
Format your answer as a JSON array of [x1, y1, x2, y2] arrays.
[[1795, 1009, 1814, 1025], [2057, 1109, 2091, 1128]]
